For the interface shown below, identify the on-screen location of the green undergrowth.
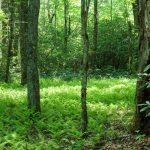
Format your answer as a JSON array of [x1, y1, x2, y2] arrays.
[[0, 77, 136, 149]]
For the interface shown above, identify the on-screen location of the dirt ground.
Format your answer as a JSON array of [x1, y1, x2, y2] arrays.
[[94, 134, 150, 150]]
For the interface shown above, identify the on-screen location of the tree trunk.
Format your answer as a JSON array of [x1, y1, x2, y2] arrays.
[[134, 0, 150, 135], [81, 0, 90, 134], [1, 0, 8, 80], [27, 0, 41, 112], [5, 0, 14, 83], [93, 0, 98, 68], [20, 0, 28, 85], [64, 0, 68, 51], [132, 0, 139, 28], [128, 21, 132, 75], [110, 0, 113, 22]]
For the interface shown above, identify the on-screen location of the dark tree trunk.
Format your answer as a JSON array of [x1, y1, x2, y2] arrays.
[[93, 0, 98, 67], [54, 3, 57, 49], [81, 0, 91, 133], [110, 0, 113, 22], [5, 0, 14, 83], [1, 0, 8, 80], [64, 0, 68, 51], [132, 0, 139, 28], [20, 0, 28, 85], [27, 0, 41, 112], [128, 21, 132, 75], [68, 15, 71, 36], [134, 0, 150, 135]]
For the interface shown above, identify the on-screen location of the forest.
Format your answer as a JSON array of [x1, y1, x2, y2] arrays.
[[0, 0, 150, 149]]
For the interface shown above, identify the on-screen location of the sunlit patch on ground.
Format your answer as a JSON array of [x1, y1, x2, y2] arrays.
[[0, 77, 136, 149]]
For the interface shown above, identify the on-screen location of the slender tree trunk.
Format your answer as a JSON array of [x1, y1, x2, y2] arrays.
[[132, 0, 139, 28], [128, 21, 132, 75], [54, 3, 57, 48], [134, 0, 150, 135], [0, 0, 2, 67], [64, 0, 68, 51], [110, 0, 113, 22], [13, 1, 19, 57], [1, 0, 8, 80], [20, 0, 28, 85], [93, 0, 98, 68], [81, 0, 90, 134], [68, 15, 71, 36], [27, 0, 41, 112], [5, 0, 14, 83]]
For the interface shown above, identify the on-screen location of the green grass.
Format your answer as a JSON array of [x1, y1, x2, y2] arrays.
[[0, 77, 136, 149]]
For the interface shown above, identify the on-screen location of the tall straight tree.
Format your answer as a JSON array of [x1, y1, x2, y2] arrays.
[[5, 0, 14, 83], [134, 0, 150, 134], [132, 0, 139, 28], [20, 0, 28, 85], [93, 0, 98, 67], [64, 0, 68, 51], [110, 0, 113, 22], [81, 0, 91, 133], [1, 0, 8, 80], [27, 0, 41, 112]]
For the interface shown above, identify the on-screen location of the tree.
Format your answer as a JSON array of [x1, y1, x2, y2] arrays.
[[64, 0, 68, 51], [81, 0, 91, 133], [27, 0, 41, 112], [5, 0, 14, 83], [93, 0, 98, 67], [132, 0, 139, 28], [124, 0, 133, 75], [127, 21, 132, 75], [110, 0, 112, 22], [134, 0, 150, 134], [20, 0, 28, 85], [1, 0, 8, 80]]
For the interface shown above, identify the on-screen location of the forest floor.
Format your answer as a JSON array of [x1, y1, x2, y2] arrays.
[[0, 77, 149, 149]]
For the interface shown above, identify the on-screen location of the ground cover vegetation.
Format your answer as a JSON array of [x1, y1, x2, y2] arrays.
[[0, 0, 150, 149], [0, 78, 137, 149]]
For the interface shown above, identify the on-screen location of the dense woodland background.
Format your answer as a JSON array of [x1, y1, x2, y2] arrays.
[[0, 0, 150, 149], [0, 0, 138, 78]]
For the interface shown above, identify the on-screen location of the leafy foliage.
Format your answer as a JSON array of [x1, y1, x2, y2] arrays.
[[0, 78, 135, 149]]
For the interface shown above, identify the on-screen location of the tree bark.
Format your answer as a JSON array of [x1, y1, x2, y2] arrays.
[[128, 21, 132, 75], [93, 0, 98, 67], [20, 0, 28, 85], [27, 0, 41, 112], [5, 0, 14, 83], [1, 0, 8, 80], [64, 0, 68, 51], [134, 0, 150, 135], [81, 0, 90, 133], [132, 0, 139, 28], [110, 0, 113, 22]]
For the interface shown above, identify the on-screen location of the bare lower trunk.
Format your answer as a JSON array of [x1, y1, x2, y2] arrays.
[[64, 0, 68, 51], [5, 0, 14, 83], [132, 0, 139, 28], [128, 21, 132, 75], [20, 0, 28, 85], [134, 0, 150, 135], [27, 0, 41, 112], [81, 0, 91, 133], [92, 0, 98, 68]]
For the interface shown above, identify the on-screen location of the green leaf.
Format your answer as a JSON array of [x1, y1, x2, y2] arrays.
[[146, 112, 150, 117], [144, 64, 150, 72], [145, 101, 150, 105], [140, 107, 148, 112]]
